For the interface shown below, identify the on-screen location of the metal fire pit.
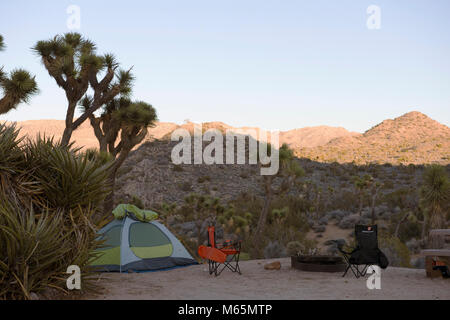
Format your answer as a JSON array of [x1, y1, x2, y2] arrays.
[[291, 255, 346, 273]]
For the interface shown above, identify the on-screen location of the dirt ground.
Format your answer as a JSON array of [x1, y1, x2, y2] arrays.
[[86, 258, 450, 300]]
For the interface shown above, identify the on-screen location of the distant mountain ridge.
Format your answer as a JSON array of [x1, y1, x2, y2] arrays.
[[4, 119, 358, 150], [3, 111, 449, 165]]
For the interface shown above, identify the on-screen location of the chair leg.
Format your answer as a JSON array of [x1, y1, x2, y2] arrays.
[[209, 260, 219, 275], [359, 265, 369, 277], [342, 265, 350, 277], [208, 260, 212, 275], [350, 265, 360, 278], [342, 254, 356, 278], [224, 253, 241, 274], [213, 253, 242, 276]]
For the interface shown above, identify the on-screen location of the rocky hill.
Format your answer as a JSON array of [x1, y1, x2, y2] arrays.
[[299, 112, 450, 165], [112, 111, 450, 211]]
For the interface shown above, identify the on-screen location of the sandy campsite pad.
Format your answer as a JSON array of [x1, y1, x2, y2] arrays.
[[87, 258, 450, 300]]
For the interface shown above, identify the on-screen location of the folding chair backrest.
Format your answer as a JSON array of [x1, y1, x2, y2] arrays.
[[355, 225, 378, 250], [207, 226, 216, 248]]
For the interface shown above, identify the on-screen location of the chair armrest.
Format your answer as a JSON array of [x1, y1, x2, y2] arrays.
[[220, 240, 241, 251]]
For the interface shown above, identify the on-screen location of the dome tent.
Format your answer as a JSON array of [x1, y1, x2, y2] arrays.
[[90, 204, 197, 272]]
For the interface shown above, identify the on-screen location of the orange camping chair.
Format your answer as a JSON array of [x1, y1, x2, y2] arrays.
[[198, 226, 242, 276]]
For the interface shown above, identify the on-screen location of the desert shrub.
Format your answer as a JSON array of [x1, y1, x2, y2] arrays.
[[0, 123, 109, 299], [239, 252, 251, 261], [382, 188, 414, 210], [239, 171, 249, 179], [379, 236, 411, 268], [157, 202, 177, 216], [178, 181, 193, 192], [405, 238, 422, 254], [383, 179, 394, 189], [172, 194, 226, 254], [411, 257, 425, 269], [334, 190, 359, 211], [172, 164, 184, 172], [263, 241, 287, 259], [286, 239, 317, 256], [165, 191, 313, 260], [130, 195, 145, 209], [197, 175, 211, 183], [339, 214, 361, 229], [397, 220, 422, 243]]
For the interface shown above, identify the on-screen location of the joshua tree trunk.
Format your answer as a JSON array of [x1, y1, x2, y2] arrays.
[[394, 212, 410, 238], [61, 100, 77, 146], [370, 185, 381, 224], [253, 175, 274, 245], [421, 217, 427, 241], [89, 115, 109, 152], [103, 174, 116, 217], [103, 146, 132, 215], [315, 191, 321, 220], [358, 192, 364, 216]]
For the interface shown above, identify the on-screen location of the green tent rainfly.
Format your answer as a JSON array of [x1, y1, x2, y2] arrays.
[[90, 204, 197, 272], [112, 203, 159, 222]]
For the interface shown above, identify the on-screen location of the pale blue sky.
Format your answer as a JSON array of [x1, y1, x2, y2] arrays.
[[0, 0, 449, 132]]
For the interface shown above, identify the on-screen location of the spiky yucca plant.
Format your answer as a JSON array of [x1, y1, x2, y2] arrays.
[[0, 199, 70, 299], [24, 137, 111, 212], [0, 123, 110, 300], [420, 165, 450, 230]]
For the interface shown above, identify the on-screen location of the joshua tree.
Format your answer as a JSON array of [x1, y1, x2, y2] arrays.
[[33, 33, 133, 145], [420, 165, 450, 231], [0, 35, 38, 115], [252, 143, 304, 246], [182, 194, 224, 247], [80, 96, 157, 214], [353, 174, 372, 216], [369, 180, 383, 224]]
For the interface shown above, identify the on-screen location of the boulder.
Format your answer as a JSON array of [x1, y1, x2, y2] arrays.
[[264, 261, 281, 270], [312, 225, 326, 233], [178, 221, 197, 233]]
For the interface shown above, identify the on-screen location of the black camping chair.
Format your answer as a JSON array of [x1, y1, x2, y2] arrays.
[[337, 225, 388, 278]]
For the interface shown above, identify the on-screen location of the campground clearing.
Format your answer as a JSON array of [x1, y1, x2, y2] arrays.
[[87, 258, 450, 300]]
